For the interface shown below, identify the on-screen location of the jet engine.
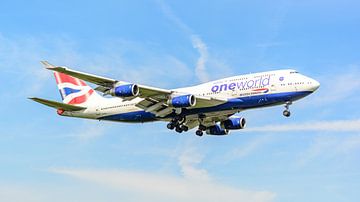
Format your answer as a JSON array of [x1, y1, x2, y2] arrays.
[[206, 124, 229, 135], [221, 117, 246, 130], [110, 84, 139, 97], [168, 94, 196, 108]]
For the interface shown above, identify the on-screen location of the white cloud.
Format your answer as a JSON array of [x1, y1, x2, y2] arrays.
[[0, 182, 134, 202], [49, 145, 275, 202], [178, 147, 211, 182], [46, 140, 275, 202], [245, 119, 360, 132], [51, 167, 275, 202], [241, 119, 360, 166], [192, 35, 209, 82]]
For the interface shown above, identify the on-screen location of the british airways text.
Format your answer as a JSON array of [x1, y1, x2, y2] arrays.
[[211, 76, 271, 92]]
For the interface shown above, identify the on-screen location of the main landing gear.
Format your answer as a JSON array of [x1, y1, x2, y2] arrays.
[[167, 116, 188, 133], [283, 101, 292, 117], [195, 130, 203, 136], [167, 115, 206, 136], [195, 125, 206, 137]]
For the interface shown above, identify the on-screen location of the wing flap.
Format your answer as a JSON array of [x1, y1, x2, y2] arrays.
[[194, 96, 227, 108], [29, 97, 86, 111], [138, 85, 172, 97]]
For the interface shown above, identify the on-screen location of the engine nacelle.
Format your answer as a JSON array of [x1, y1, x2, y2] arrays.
[[221, 117, 246, 130], [169, 94, 196, 108], [110, 84, 139, 97], [206, 124, 229, 136]]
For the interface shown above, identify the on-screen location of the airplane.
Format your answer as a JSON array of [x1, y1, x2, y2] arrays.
[[30, 61, 320, 136]]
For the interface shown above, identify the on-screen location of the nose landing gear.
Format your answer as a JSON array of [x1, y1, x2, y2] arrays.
[[283, 101, 292, 117], [283, 110, 291, 117]]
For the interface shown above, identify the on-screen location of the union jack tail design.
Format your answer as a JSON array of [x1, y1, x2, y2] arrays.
[[54, 72, 99, 105]]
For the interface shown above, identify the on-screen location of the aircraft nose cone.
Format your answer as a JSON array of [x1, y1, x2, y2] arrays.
[[310, 79, 320, 92]]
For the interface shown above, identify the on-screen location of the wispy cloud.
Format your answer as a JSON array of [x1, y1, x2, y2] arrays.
[[222, 136, 271, 162], [0, 185, 45, 202], [191, 35, 209, 82], [178, 147, 211, 182], [51, 167, 275, 202], [157, 0, 210, 82], [49, 142, 275, 202], [296, 134, 360, 166], [0, 33, 194, 99], [58, 121, 110, 141], [310, 67, 360, 105], [0, 34, 54, 97], [245, 119, 360, 132], [156, 0, 192, 34]]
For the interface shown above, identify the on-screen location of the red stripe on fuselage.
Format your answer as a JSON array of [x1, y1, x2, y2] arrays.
[[54, 72, 87, 86], [252, 88, 268, 91], [67, 89, 94, 105]]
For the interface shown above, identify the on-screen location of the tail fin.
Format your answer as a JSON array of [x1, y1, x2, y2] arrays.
[[53, 71, 101, 106]]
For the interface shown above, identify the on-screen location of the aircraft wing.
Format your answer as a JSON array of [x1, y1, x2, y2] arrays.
[[41, 61, 116, 87], [135, 95, 226, 117], [29, 97, 86, 111], [42, 61, 227, 117], [41, 61, 172, 96]]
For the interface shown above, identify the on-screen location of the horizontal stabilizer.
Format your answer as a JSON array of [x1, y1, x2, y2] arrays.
[[29, 97, 86, 111]]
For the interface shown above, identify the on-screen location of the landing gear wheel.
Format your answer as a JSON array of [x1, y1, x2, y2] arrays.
[[283, 110, 291, 117], [167, 122, 175, 130], [180, 125, 189, 132], [195, 130, 203, 136], [198, 125, 206, 131], [175, 126, 183, 133]]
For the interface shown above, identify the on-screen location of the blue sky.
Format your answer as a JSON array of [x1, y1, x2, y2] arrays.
[[1, 0, 360, 201]]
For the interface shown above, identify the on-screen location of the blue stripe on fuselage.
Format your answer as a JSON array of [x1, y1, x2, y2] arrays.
[[100, 110, 157, 122], [99, 91, 312, 122]]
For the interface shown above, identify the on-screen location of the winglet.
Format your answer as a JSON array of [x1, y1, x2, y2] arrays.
[[41, 61, 56, 69]]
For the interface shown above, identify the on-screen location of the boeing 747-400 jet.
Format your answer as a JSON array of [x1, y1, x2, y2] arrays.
[[30, 61, 320, 136]]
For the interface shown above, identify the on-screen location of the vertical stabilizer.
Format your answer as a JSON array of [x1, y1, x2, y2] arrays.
[[53, 71, 102, 107]]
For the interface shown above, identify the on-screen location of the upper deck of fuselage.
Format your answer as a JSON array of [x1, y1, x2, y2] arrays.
[[173, 69, 299, 92]]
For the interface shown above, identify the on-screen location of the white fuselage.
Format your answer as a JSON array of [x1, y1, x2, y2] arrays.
[[64, 69, 319, 122]]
